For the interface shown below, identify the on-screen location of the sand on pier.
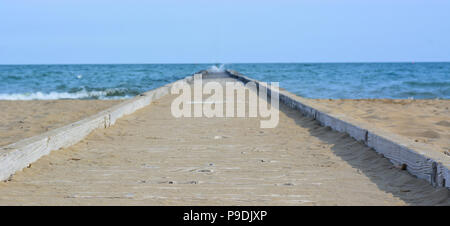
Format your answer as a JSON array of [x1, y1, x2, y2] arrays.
[[0, 79, 448, 205]]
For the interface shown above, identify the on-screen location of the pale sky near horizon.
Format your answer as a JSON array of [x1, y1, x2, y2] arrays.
[[1, 0, 449, 64]]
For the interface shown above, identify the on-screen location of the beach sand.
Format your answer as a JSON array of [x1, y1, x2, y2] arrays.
[[303, 99, 450, 155], [0, 77, 448, 205], [0, 100, 123, 147]]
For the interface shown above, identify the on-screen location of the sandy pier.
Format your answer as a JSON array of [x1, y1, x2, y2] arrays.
[[0, 74, 448, 205]]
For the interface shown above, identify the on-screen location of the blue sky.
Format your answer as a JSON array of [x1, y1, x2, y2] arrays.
[[1, 0, 449, 64]]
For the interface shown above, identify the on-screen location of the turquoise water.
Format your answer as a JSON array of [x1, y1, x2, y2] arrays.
[[1, 63, 449, 100], [0, 64, 208, 100], [228, 63, 450, 99]]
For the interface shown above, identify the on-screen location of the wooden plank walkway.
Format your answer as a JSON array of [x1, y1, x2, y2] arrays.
[[0, 74, 448, 205]]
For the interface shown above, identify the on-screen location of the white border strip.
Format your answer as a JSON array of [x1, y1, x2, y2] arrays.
[[226, 69, 450, 189]]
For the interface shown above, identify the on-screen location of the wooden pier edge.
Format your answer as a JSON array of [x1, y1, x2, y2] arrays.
[[226, 69, 450, 189], [0, 73, 200, 181]]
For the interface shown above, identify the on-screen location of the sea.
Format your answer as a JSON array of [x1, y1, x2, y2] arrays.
[[0, 63, 449, 100]]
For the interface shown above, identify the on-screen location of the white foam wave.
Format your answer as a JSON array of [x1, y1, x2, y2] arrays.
[[207, 64, 226, 73], [0, 89, 132, 100]]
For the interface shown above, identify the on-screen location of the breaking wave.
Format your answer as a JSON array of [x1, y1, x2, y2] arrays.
[[207, 64, 226, 73], [0, 88, 133, 100]]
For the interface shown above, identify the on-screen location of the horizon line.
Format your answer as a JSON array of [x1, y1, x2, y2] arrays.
[[1, 61, 450, 66]]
